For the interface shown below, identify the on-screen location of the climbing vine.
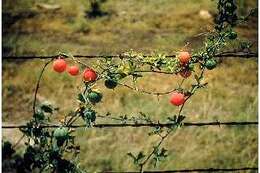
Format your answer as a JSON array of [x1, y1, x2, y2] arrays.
[[3, 0, 257, 172]]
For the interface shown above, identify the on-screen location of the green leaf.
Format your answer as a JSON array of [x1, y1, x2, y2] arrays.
[[40, 103, 54, 114], [34, 109, 45, 121], [2, 141, 15, 159], [127, 152, 145, 165], [148, 126, 163, 136], [177, 115, 186, 124], [152, 147, 168, 167], [77, 93, 86, 103], [137, 152, 145, 161]]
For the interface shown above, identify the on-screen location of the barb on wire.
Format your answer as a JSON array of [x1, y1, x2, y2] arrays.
[[2, 51, 258, 60], [2, 121, 258, 129]]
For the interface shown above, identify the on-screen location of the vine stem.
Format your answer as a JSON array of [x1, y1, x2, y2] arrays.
[[178, 67, 206, 116], [139, 129, 173, 173], [118, 83, 177, 96], [138, 67, 206, 172], [134, 70, 176, 75], [12, 134, 25, 149], [33, 58, 54, 114]]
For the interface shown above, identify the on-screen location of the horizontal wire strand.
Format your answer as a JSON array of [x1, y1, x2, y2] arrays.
[[101, 167, 258, 173], [2, 121, 258, 129], [2, 51, 258, 60]]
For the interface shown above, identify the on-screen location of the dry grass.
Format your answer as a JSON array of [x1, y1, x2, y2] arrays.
[[2, 0, 258, 172]]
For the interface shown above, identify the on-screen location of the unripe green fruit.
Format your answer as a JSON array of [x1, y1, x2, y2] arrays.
[[87, 91, 102, 104], [53, 127, 69, 141], [84, 109, 96, 122], [104, 79, 117, 89], [205, 59, 217, 70], [228, 31, 237, 40], [188, 63, 195, 71]]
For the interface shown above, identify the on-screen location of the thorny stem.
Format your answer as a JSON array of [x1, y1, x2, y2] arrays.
[[178, 67, 206, 116], [138, 68, 205, 173], [65, 108, 81, 126], [118, 82, 177, 96], [134, 70, 176, 75], [139, 128, 173, 173]]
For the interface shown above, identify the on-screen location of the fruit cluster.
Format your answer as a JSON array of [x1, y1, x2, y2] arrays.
[[52, 57, 98, 81], [52, 50, 216, 107]]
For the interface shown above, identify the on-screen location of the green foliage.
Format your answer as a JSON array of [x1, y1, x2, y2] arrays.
[[152, 147, 168, 167], [53, 127, 69, 141], [40, 101, 55, 114], [215, 0, 238, 30], [127, 152, 146, 166], [228, 31, 238, 40], [4, 0, 256, 172], [77, 93, 86, 103], [104, 78, 118, 89], [81, 108, 96, 127], [167, 115, 186, 128], [16, 102, 84, 172], [205, 59, 217, 70], [2, 141, 15, 159], [87, 91, 103, 104]]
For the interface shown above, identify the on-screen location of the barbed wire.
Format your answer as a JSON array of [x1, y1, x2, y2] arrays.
[[2, 121, 258, 129], [101, 167, 258, 173], [2, 51, 258, 60]]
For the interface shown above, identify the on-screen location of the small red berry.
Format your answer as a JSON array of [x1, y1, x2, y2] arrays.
[[83, 68, 97, 81], [179, 51, 191, 65], [53, 59, 67, 73], [170, 92, 185, 106], [180, 70, 191, 78], [68, 66, 79, 76]]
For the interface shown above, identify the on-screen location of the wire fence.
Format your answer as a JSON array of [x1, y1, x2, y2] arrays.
[[2, 51, 258, 60], [2, 121, 258, 129], [2, 50, 258, 172]]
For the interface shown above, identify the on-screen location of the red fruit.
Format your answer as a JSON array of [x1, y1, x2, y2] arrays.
[[170, 92, 185, 106], [68, 66, 79, 76], [83, 68, 97, 81], [180, 70, 191, 78], [53, 59, 67, 73], [179, 51, 191, 65]]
